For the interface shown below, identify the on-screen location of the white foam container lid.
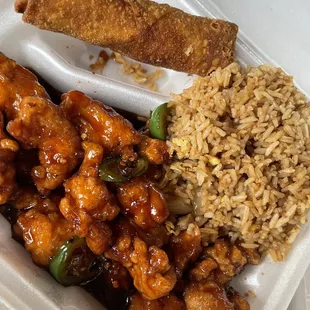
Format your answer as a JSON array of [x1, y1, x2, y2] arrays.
[[0, 0, 310, 309]]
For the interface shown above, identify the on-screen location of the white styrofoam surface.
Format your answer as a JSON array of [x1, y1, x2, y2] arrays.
[[289, 263, 310, 310], [0, 0, 309, 309]]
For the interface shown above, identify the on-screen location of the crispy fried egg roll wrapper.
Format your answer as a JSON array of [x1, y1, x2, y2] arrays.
[[15, 0, 238, 76]]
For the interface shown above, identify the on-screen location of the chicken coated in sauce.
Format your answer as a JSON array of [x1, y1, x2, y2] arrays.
[[236, 242, 260, 265], [205, 239, 247, 277], [59, 141, 119, 254], [103, 260, 133, 291], [184, 281, 234, 310], [86, 221, 113, 255], [7, 96, 82, 194], [110, 216, 169, 249], [117, 176, 169, 230], [60, 90, 141, 160], [105, 218, 176, 300], [124, 238, 255, 310], [169, 223, 202, 277], [129, 292, 185, 310], [189, 257, 218, 282], [0, 111, 19, 204], [0, 53, 80, 195], [184, 239, 255, 310], [138, 135, 169, 165], [13, 186, 60, 212], [129, 238, 176, 300], [135, 224, 169, 248], [189, 257, 232, 287], [14, 190, 74, 266], [0, 52, 49, 119], [183, 239, 247, 289], [227, 288, 250, 310]]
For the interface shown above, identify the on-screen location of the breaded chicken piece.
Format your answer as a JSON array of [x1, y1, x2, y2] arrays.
[[16, 207, 74, 266], [169, 223, 202, 277], [15, 0, 238, 76], [183, 239, 253, 310], [205, 239, 247, 277], [192, 239, 259, 288], [184, 281, 234, 310], [129, 292, 185, 310], [13, 188, 72, 266], [59, 142, 119, 254], [0, 160, 17, 205], [105, 235, 176, 300], [102, 260, 133, 291], [227, 288, 250, 310], [0, 52, 49, 119], [86, 221, 113, 255], [138, 135, 169, 165], [117, 176, 169, 230], [61, 91, 141, 159], [236, 241, 261, 265], [189, 258, 218, 282], [12, 186, 60, 212], [0, 112, 19, 204], [7, 96, 82, 194], [110, 216, 169, 249]]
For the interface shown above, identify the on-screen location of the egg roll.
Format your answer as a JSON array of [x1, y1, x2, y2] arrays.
[[15, 0, 238, 76]]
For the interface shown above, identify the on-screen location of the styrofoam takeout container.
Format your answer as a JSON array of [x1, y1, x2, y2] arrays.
[[289, 266, 310, 310], [0, 0, 310, 309]]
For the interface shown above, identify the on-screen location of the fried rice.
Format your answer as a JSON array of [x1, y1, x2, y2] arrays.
[[161, 62, 310, 261]]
